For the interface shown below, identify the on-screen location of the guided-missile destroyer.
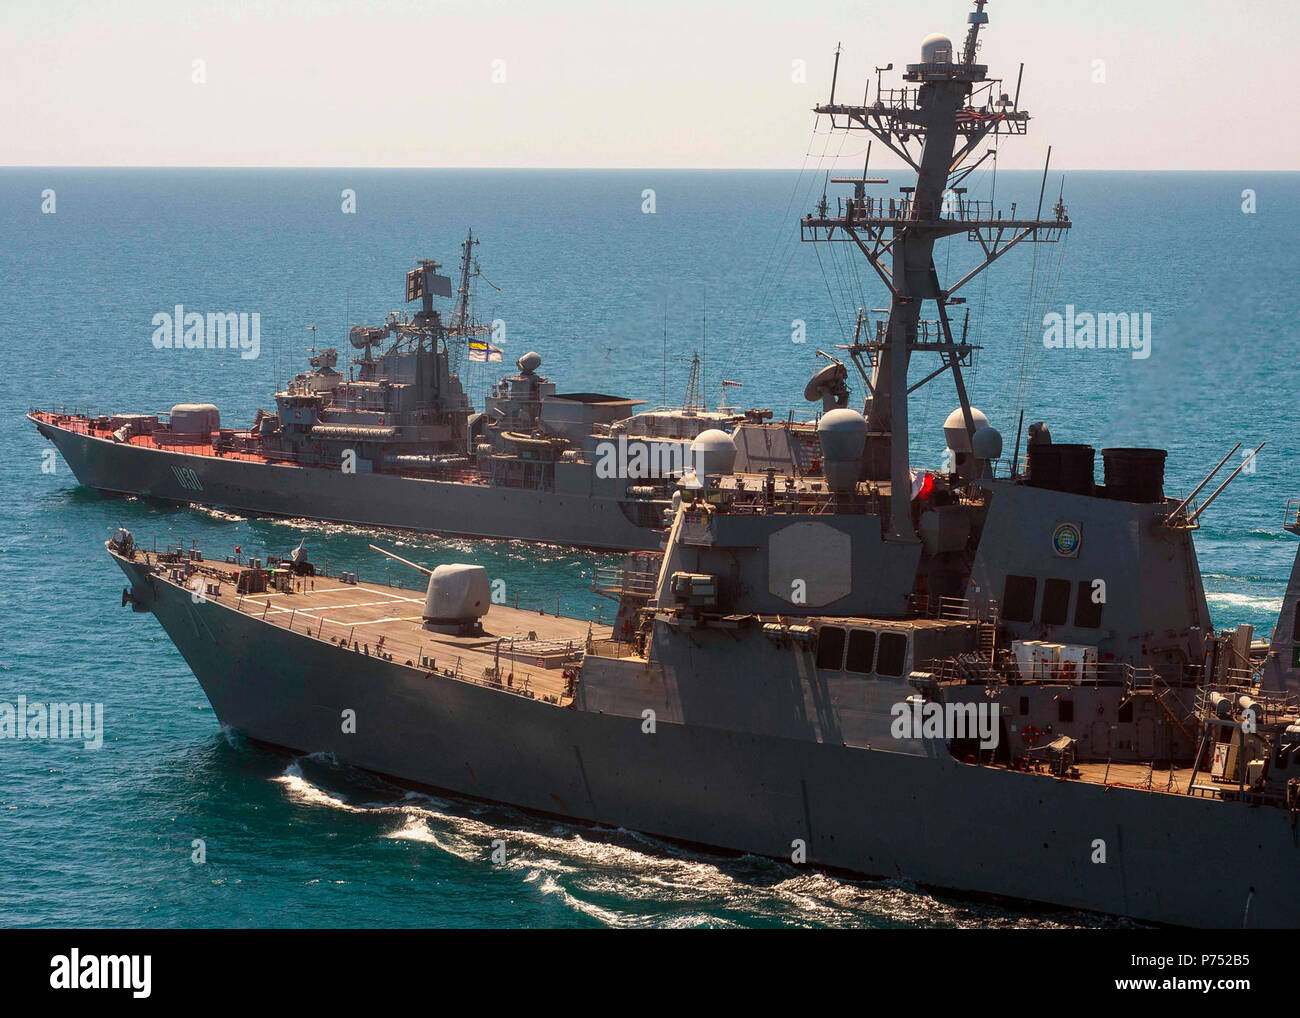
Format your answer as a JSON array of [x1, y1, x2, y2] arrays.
[[32, 231, 818, 550], [108, 2, 1300, 927]]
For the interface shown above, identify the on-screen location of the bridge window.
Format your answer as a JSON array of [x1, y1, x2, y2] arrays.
[[876, 632, 908, 677], [845, 629, 877, 675], [1041, 578, 1071, 626], [815, 626, 846, 670], [1074, 580, 1103, 629], [1002, 575, 1037, 623]]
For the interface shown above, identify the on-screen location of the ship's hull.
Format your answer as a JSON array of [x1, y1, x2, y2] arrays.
[[35, 418, 660, 551], [114, 554, 1300, 929]]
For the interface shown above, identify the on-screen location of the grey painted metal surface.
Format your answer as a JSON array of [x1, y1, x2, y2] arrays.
[[110, 550, 1300, 928], [100, 1, 1300, 929]]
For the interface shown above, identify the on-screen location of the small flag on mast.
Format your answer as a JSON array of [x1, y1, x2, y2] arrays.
[[955, 108, 1006, 124], [468, 341, 504, 363]]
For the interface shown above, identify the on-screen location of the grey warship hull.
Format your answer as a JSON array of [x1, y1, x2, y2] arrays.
[[37, 416, 660, 550], [111, 550, 1300, 929]]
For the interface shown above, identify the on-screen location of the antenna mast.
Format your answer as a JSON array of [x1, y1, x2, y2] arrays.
[[803, 0, 1071, 541]]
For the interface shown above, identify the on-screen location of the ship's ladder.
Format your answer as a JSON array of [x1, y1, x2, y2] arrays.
[[978, 619, 997, 662], [977, 599, 999, 663], [1126, 667, 1196, 744]]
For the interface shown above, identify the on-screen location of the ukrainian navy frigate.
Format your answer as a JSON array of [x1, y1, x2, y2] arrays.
[[32, 230, 817, 550], [107, 2, 1300, 927]]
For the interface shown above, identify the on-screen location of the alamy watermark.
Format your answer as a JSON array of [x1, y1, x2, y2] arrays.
[[594, 436, 696, 479], [1042, 304, 1151, 361], [890, 697, 999, 750], [151, 305, 261, 360], [50, 950, 150, 998], [0, 697, 104, 749]]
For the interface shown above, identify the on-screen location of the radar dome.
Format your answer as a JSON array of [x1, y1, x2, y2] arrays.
[[920, 33, 953, 63], [817, 408, 868, 492], [517, 351, 542, 374], [943, 406, 989, 454], [971, 426, 1003, 462], [689, 429, 737, 481]]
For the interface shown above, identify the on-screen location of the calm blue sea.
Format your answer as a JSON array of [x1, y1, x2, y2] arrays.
[[1, 168, 1296, 928]]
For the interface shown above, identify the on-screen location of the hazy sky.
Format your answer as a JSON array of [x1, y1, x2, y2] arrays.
[[2, 0, 1295, 170]]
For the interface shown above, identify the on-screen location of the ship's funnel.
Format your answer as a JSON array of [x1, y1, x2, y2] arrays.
[[817, 408, 868, 492], [423, 564, 491, 633]]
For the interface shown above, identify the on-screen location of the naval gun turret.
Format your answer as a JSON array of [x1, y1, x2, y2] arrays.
[[368, 544, 490, 635]]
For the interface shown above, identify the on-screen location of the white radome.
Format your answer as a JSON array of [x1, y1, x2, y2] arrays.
[[920, 33, 953, 63]]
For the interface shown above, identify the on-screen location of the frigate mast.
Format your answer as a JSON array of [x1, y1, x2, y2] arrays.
[[802, 0, 1071, 541], [452, 227, 479, 337]]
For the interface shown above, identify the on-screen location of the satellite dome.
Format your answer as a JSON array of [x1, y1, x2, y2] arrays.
[[689, 429, 737, 480], [517, 351, 542, 374], [817, 408, 868, 491], [920, 33, 953, 63], [971, 426, 1003, 461], [943, 406, 989, 454]]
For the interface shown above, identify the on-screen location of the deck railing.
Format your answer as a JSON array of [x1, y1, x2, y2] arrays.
[[146, 554, 591, 706]]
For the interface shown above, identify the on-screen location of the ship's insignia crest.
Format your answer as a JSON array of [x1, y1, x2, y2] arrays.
[[1052, 522, 1081, 557]]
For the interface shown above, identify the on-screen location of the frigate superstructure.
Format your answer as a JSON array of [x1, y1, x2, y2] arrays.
[[105, 2, 1300, 927], [31, 231, 817, 550]]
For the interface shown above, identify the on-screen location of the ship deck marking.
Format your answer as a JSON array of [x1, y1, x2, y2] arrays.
[[130, 549, 604, 704]]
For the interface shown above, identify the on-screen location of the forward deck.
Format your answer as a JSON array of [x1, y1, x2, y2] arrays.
[[123, 548, 609, 706], [31, 410, 489, 482]]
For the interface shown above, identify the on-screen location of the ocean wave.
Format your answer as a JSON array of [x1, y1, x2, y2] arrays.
[[186, 505, 247, 523], [267, 758, 1105, 929], [1204, 591, 1283, 613]]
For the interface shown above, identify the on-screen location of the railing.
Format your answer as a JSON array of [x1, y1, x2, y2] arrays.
[[923, 655, 1194, 691], [911, 595, 998, 624], [839, 195, 1009, 223], [1285, 499, 1300, 533], [586, 637, 644, 660], [592, 564, 659, 600], [872, 87, 921, 109], [717, 486, 889, 518], [39, 408, 499, 482], [1195, 682, 1297, 727], [147, 555, 595, 706]]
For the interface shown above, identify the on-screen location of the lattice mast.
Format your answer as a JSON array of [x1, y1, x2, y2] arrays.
[[802, 0, 1071, 541], [452, 227, 479, 336]]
